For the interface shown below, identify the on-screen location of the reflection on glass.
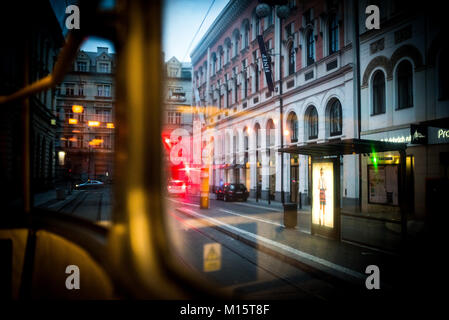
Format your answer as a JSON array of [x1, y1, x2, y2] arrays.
[[35, 38, 116, 224]]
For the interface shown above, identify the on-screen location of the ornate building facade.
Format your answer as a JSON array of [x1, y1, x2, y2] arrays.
[[163, 57, 194, 183], [357, 0, 449, 220], [191, 0, 358, 205], [55, 47, 116, 183]]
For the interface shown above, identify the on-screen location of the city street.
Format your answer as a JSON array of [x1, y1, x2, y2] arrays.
[[39, 189, 361, 299], [164, 194, 359, 300], [39, 186, 112, 222]]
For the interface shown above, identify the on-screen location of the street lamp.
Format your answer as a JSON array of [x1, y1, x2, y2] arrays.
[[256, 1, 290, 204]]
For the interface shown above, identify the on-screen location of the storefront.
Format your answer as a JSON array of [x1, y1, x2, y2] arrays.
[[361, 121, 449, 221]]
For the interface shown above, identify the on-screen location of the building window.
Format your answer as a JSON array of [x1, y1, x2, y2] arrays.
[[328, 14, 338, 55], [265, 7, 273, 29], [255, 17, 260, 37], [306, 30, 315, 66], [439, 48, 449, 100], [253, 51, 259, 92], [329, 99, 342, 136], [372, 70, 386, 115], [96, 109, 111, 122], [78, 83, 84, 96], [288, 112, 298, 142], [244, 25, 250, 48], [397, 60, 413, 109], [304, 9, 312, 25], [97, 84, 111, 97], [99, 62, 109, 73], [77, 61, 87, 72], [285, 22, 293, 38], [233, 68, 238, 103], [65, 83, 75, 96], [212, 56, 216, 75], [167, 111, 181, 124], [306, 106, 318, 139], [288, 44, 295, 75], [233, 32, 240, 57], [169, 67, 178, 77]]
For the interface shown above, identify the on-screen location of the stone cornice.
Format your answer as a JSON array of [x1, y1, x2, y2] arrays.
[[191, 0, 253, 65]]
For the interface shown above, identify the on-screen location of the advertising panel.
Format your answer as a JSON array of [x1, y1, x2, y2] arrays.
[[312, 162, 334, 228], [368, 165, 398, 205]]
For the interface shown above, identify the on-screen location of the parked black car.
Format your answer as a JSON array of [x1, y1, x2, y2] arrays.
[[216, 183, 249, 202]]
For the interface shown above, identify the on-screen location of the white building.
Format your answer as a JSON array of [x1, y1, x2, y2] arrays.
[[358, 0, 449, 220], [191, 0, 358, 206]]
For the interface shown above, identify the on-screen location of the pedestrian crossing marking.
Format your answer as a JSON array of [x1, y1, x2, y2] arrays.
[[203, 243, 221, 272]]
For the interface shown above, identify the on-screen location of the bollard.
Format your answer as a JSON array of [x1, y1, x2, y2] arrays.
[[200, 167, 209, 209], [283, 203, 297, 228]]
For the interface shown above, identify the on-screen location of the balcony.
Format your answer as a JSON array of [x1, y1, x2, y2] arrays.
[[168, 93, 186, 102]]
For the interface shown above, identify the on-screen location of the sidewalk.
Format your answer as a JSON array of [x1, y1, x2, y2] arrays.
[[34, 187, 82, 211], [176, 198, 404, 290]]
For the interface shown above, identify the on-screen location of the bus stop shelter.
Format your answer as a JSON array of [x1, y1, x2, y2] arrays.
[[278, 138, 408, 244]]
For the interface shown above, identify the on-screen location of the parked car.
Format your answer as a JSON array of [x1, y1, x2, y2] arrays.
[[75, 180, 104, 190], [167, 180, 188, 196], [216, 183, 249, 202]]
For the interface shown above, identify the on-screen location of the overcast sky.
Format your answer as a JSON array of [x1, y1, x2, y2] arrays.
[[66, 0, 229, 62]]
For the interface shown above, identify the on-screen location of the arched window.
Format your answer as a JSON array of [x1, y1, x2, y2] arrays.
[[288, 112, 298, 142], [306, 106, 318, 139], [233, 30, 240, 57], [266, 119, 275, 147], [328, 14, 338, 55], [306, 30, 315, 66], [329, 99, 342, 136], [243, 20, 250, 49], [397, 60, 413, 109], [372, 70, 386, 115], [288, 44, 295, 75]]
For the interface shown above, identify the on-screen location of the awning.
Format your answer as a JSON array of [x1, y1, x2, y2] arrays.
[[278, 138, 407, 157]]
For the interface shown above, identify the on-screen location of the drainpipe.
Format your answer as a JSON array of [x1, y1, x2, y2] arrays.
[[353, 0, 362, 211]]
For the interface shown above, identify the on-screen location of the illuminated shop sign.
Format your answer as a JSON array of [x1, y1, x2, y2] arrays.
[[380, 135, 411, 144], [365, 125, 449, 146], [429, 127, 449, 144], [409, 125, 449, 145]]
